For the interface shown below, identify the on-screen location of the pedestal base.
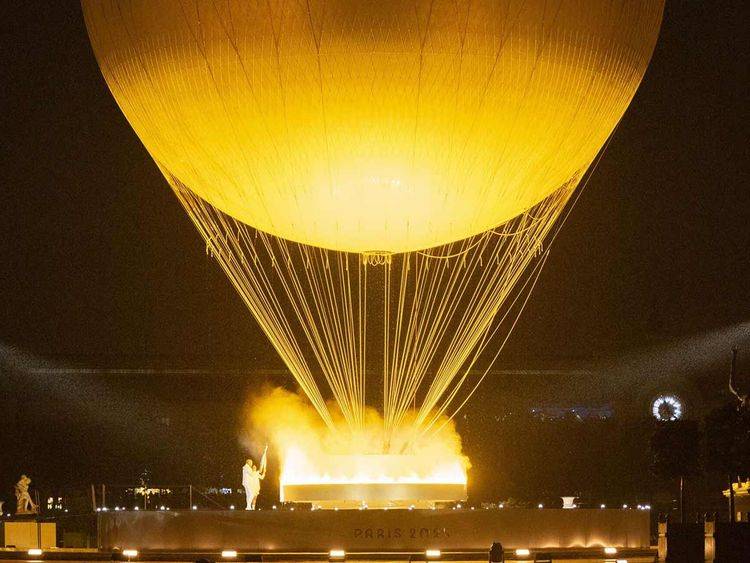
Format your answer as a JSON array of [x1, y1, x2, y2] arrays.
[[97, 508, 649, 551], [0, 520, 56, 548]]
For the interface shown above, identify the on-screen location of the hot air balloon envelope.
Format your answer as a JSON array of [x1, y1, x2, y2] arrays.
[[83, 0, 663, 253]]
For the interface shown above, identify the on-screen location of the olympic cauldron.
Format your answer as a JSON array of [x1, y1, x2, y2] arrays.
[[279, 453, 467, 509]]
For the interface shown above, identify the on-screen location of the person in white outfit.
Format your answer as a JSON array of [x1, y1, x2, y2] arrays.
[[242, 447, 267, 510]]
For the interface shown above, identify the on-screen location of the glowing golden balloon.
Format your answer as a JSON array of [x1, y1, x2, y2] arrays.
[[83, 0, 663, 254]]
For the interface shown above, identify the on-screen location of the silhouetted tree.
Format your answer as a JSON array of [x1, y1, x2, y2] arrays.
[[705, 405, 750, 476], [704, 403, 750, 521], [650, 420, 703, 523]]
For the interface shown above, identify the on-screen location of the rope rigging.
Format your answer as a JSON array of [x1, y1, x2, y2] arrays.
[[174, 180, 574, 447]]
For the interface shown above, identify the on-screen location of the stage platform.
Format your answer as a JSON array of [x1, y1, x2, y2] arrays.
[[97, 508, 650, 553]]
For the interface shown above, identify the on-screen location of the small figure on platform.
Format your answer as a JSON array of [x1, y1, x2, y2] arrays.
[[242, 445, 267, 510], [15, 474, 38, 515]]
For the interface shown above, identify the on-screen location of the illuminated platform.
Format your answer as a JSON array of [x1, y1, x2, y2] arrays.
[[282, 482, 466, 509], [280, 453, 467, 509], [97, 508, 651, 552]]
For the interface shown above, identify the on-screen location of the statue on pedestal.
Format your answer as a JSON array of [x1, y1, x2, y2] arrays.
[[242, 446, 267, 510], [15, 475, 38, 515]]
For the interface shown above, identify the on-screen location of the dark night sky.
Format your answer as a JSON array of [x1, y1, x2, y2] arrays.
[[0, 1, 748, 499]]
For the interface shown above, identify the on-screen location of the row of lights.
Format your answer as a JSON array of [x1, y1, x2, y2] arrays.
[[530, 503, 651, 510], [512, 547, 625, 559], [26, 546, 627, 562], [452, 502, 650, 510], [98, 505, 257, 512], [98, 504, 329, 512], [217, 550, 399, 561], [97, 505, 213, 511], [74, 549, 448, 561], [90, 503, 654, 512], [335, 548, 626, 561], [28, 548, 139, 560]]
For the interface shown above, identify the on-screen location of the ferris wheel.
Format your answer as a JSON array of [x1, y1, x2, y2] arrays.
[[651, 395, 684, 422]]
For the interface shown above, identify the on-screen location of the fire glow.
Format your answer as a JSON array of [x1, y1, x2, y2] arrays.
[[280, 450, 467, 486], [243, 387, 469, 508], [279, 451, 468, 508]]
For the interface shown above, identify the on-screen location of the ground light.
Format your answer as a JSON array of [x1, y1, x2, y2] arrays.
[[27, 549, 43, 557], [221, 550, 238, 558], [604, 547, 618, 554], [329, 549, 346, 560], [425, 549, 441, 559], [514, 548, 530, 557], [122, 549, 138, 559]]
